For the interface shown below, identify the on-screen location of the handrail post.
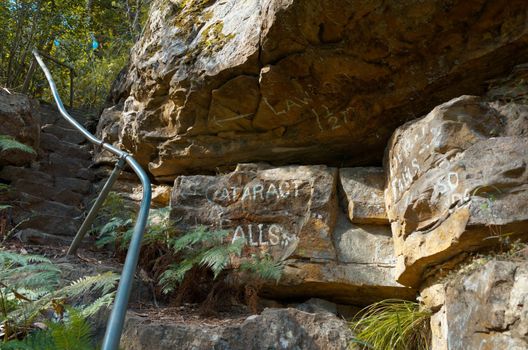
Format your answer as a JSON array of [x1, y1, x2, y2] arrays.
[[101, 156, 151, 350], [69, 68, 74, 109], [67, 156, 127, 256], [32, 49, 152, 350]]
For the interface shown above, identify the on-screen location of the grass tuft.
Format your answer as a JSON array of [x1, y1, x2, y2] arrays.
[[350, 299, 431, 350]]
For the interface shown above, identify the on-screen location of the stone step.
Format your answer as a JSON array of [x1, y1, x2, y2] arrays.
[[40, 132, 92, 160], [17, 214, 81, 237], [13, 180, 85, 207], [17, 192, 82, 218], [0, 166, 92, 195], [39, 104, 95, 130], [39, 105, 77, 129], [56, 176, 92, 195], [41, 124, 87, 145], [0, 166, 53, 183], [15, 228, 73, 245], [40, 153, 95, 181]]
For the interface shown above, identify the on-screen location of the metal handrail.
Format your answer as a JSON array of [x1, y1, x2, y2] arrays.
[[23, 50, 76, 108], [32, 49, 152, 350]]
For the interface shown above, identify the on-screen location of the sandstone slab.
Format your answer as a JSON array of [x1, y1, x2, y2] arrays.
[[171, 164, 413, 303], [101, 0, 528, 180], [171, 163, 339, 261], [339, 167, 387, 224], [385, 92, 528, 287]]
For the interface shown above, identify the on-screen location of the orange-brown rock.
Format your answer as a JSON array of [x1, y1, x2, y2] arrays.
[[384, 67, 528, 287], [99, 0, 528, 181]]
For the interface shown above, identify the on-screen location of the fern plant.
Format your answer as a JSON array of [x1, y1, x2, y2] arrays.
[[0, 250, 118, 343], [1, 308, 94, 350], [240, 254, 283, 283], [0, 135, 35, 155], [160, 226, 284, 297], [350, 299, 431, 350], [92, 195, 285, 313]]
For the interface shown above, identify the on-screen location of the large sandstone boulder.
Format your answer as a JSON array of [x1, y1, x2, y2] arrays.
[[99, 0, 528, 181], [120, 308, 356, 350], [384, 68, 528, 287], [423, 257, 528, 350], [0, 90, 40, 166], [171, 164, 414, 304]]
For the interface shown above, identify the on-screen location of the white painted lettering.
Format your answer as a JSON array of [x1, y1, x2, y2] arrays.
[[266, 183, 280, 200], [268, 225, 280, 245]]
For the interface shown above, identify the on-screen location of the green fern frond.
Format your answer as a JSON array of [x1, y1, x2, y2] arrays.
[[2, 309, 94, 350], [48, 309, 93, 350], [169, 227, 229, 253], [0, 251, 61, 292], [100, 217, 132, 236], [0, 135, 36, 155], [60, 271, 119, 297], [158, 251, 204, 294], [6, 271, 118, 328], [0, 251, 54, 266], [0, 183, 10, 192], [240, 254, 283, 282], [95, 233, 117, 248], [79, 292, 115, 318], [200, 238, 245, 278]]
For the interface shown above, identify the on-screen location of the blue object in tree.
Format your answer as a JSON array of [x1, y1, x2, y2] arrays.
[[92, 39, 99, 50], [53, 39, 60, 47]]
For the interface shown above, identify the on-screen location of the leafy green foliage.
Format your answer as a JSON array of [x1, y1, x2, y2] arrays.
[[1, 309, 94, 350], [160, 226, 284, 297], [0, 250, 117, 343], [240, 254, 283, 283], [350, 299, 431, 350], [0, 135, 35, 155], [0, 0, 150, 109]]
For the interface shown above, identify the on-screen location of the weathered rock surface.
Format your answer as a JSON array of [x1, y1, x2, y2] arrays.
[[171, 163, 414, 304], [339, 167, 387, 224], [100, 0, 528, 180], [424, 257, 528, 350], [0, 90, 40, 166], [120, 308, 356, 350], [384, 68, 528, 286]]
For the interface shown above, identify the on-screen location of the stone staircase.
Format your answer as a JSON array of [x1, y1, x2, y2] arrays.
[[1, 103, 97, 245]]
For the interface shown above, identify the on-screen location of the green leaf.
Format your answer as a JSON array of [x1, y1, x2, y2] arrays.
[[0, 135, 36, 155]]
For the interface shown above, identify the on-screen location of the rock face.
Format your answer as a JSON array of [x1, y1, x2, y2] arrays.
[[424, 257, 528, 350], [0, 90, 40, 166], [100, 0, 528, 180], [171, 164, 414, 304], [120, 308, 356, 350], [384, 67, 528, 287]]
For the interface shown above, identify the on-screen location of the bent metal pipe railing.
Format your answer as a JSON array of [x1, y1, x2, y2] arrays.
[[32, 49, 152, 350]]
